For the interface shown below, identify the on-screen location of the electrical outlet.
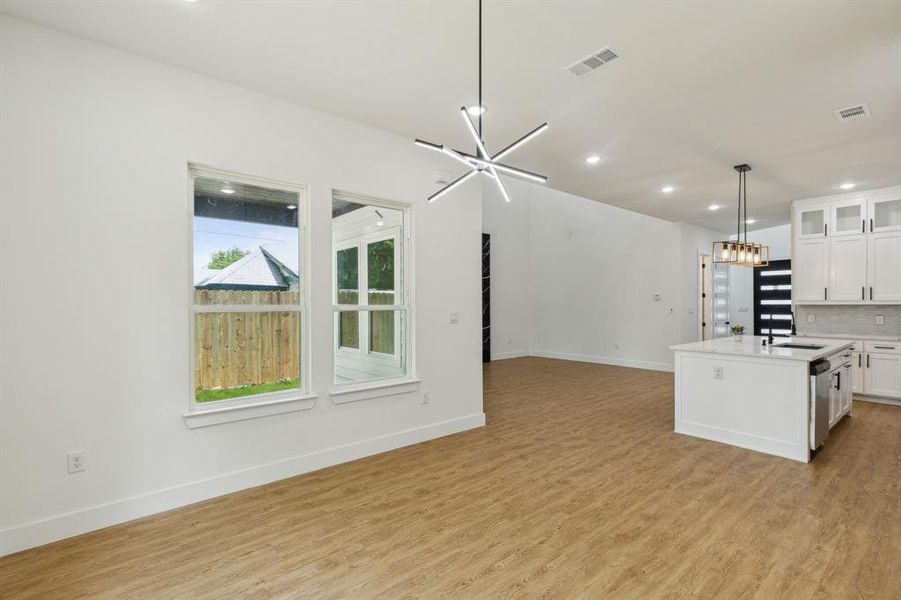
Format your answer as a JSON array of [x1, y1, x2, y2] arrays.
[[449, 312, 460, 325], [422, 391, 430, 405], [713, 366, 724, 380], [876, 315, 885, 325], [67, 451, 86, 474], [807, 314, 816, 323]]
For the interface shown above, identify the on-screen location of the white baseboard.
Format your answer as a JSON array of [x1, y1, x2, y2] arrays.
[[854, 394, 901, 407], [0, 412, 485, 557], [490, 350, 529, 361], [529, 350, 675, 373]]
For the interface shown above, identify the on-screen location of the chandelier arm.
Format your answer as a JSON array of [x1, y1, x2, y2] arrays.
[[441, 145, 481, 170], [461, 108, 491, 160], [490, 168, 511, 202], [493, 123, 549, 161], [452, 151, 547, 183], [428, 170, 478, 203]]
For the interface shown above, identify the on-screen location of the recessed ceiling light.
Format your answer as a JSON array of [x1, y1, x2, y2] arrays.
[[839, 182, 855, 190], [707, 204, 721, 211], [220, 186, 235, 195], [661, 186, 675, 194], [286, 204, 297, 210], [585, 155, 601, 165], [745, 218, 756, 225], [466, 105, 487, 116]]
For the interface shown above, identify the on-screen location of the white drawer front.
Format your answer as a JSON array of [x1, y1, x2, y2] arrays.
[[864, 341, 901, 354]]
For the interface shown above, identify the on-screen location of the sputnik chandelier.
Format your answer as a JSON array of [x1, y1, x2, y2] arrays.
[[415, 0, 548, 203], [713, 164, 769, 267]]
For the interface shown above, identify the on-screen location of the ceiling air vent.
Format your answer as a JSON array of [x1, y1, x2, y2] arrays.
[[833, 103, 870, 122], [567, 46, 620, 77]]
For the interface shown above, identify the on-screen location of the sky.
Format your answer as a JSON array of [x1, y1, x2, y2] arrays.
[[193, 216, 300, 277]]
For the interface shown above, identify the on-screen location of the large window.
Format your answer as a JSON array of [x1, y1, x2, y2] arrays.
[[332, 192, 409, 386], [190, 166, 307, 407]]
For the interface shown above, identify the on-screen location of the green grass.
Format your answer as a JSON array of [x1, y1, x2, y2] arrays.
[[195, 379, 300, 403]]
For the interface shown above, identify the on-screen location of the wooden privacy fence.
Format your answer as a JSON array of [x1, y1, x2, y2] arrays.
[[193, 290, 300, 392]]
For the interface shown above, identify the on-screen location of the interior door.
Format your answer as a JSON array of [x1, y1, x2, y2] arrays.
[[711, 262, 731, 338]]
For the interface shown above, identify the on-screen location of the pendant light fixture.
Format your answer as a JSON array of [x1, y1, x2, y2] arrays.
[[414, 0, 548, 203], [713, 164, 769, 267]]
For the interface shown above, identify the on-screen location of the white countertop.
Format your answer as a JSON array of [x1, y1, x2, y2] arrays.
[[795, 332, 901, 342], [670, 336, 854, 362]]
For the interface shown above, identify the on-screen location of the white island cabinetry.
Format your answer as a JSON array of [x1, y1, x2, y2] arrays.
[[671, 336, 854, 463]]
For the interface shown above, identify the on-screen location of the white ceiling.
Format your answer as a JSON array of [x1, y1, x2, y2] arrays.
[[3, 0, 900, 232]]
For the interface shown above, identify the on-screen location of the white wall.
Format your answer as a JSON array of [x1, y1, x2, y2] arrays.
[[0, 17, 483, 555], [482, 177, 723, 371], [728, 224, 792, 331]]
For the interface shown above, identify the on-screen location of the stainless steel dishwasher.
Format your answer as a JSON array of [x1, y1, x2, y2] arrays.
[[809, 358, 831, 450]]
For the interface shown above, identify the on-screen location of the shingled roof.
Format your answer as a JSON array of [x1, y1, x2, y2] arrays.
[[194, 246, 298, 291]]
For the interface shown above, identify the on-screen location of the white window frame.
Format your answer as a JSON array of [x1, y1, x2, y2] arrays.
[[331, 190, 416, 395], [184, 164, 315, 428], [334, 229, 402, 361]]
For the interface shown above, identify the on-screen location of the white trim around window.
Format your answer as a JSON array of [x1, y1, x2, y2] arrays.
[[185, 163, 314, 427], [331, 190, 415, 397]]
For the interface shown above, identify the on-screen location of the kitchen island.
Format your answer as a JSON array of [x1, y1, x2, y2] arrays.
[[670, 336, 854, 462]]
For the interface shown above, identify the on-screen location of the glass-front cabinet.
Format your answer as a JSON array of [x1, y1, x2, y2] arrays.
[[794, 204, 828, 239], [868, 197, 901, 233], [831, 199, 866, 237]]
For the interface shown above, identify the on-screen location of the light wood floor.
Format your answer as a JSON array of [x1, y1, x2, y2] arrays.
[[2, 357, 901, 599]]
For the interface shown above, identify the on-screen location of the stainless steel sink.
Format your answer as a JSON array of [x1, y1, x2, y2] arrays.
[[773, 342, 825, 350]]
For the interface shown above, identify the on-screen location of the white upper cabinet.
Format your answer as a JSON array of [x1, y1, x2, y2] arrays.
[[867, 231, 901, 302], [831, 199, 866, 237], [794, 238, 828, 302], [869, 197, 901, 233], [795, 205, 828, 239], [793, 186, 901, 306], [829, 236, 867, 302]]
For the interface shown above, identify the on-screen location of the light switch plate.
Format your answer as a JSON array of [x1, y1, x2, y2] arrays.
[[713, 366, 724, 380], [449, 312, 460, 325], [807, 314, 816, 323], [876, 315, 885, 325]]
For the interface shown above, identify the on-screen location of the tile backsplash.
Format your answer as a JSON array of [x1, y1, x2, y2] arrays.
[[796, 305, 901, 338]]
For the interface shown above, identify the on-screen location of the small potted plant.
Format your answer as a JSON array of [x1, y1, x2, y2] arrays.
[[730, 324, 745, 340]]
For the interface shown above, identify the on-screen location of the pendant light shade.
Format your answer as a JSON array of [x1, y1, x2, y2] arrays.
[[712, 164, 769, 267]]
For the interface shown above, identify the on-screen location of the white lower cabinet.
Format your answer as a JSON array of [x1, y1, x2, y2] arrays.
[[851, 352, 864, 394], [864, 352, 901, 399]]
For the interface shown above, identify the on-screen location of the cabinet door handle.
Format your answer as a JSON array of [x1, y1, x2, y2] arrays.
[[824, 223, 828, 237], [862, 286, 865, 300], [862, 220, 866, 233], [867, 354, 870, 368], [858, 354, 862, 368], [870, 286, 873, 300], [835, 372, 841, 391], [873, 345, 896, 350], [870, 218, 874, 232], [825, 287, 828, 300]]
